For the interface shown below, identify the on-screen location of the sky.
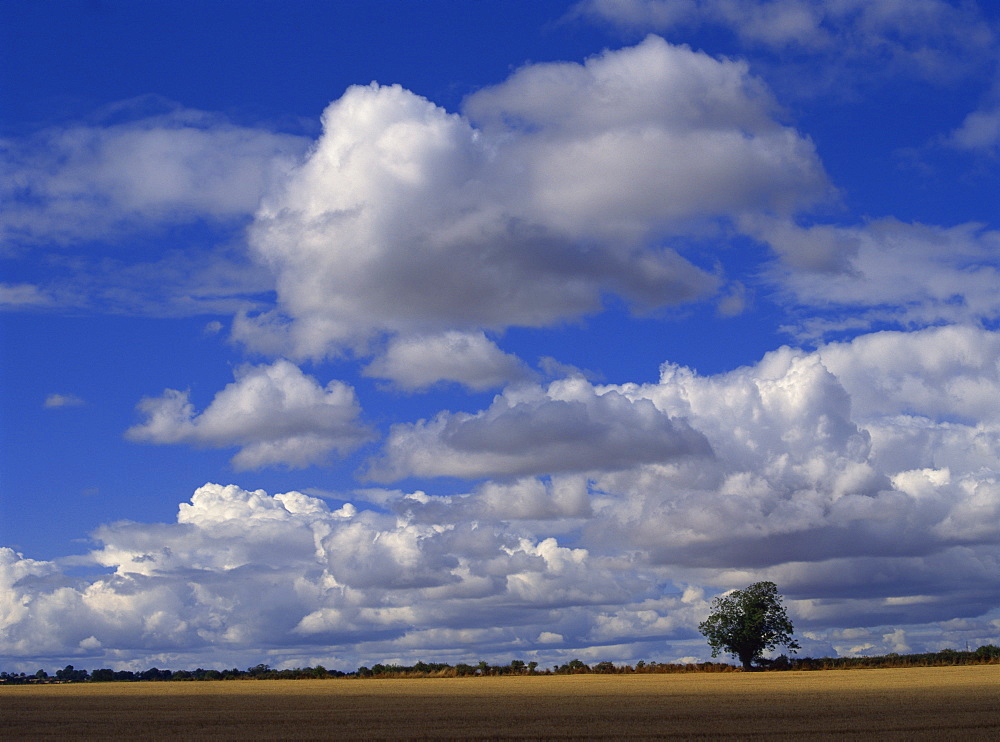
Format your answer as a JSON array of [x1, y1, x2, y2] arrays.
[[1, 0, 999, 673]]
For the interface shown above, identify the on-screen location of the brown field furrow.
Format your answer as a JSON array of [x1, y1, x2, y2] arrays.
[[2, 665, 998, 740]]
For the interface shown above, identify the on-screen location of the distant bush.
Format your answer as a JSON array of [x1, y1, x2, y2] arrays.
[[776, 647, 1000, 671]]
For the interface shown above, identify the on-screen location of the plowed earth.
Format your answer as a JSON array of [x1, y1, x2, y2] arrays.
[[3, 665, 998, 739]]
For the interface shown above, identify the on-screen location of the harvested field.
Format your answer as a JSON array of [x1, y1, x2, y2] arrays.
[[2, 665, 998, 740]]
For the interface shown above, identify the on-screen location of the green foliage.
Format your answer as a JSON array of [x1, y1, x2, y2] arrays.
[[974, 644, 1000, 659], [553, 658, 590, 674], [698, 581, 799, 671], [55, 664, 89, 681], [139, 667, 173, 681]]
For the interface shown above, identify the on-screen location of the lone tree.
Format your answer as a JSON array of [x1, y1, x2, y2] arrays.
[[698, 581, 799, 671]]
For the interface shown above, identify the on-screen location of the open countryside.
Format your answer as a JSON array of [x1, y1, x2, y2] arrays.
[[3, 666, 999, 740], [4, 1, 1000, 722]]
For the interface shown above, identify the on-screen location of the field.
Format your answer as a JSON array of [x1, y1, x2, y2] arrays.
[[3, 665, 998, 739]]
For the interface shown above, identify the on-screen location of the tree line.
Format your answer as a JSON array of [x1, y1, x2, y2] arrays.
[[2, 646, 998, 685]]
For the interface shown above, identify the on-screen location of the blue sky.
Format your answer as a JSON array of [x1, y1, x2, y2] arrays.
[[2, 0, 999, 672]]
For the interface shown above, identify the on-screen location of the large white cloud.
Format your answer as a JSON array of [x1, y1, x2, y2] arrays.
[[818, 325, 1000, 425], [463, 35, 825, 238], [818, 326, 1000, 478], [126, 360, 373, 469], [372, 325, 1000, 629], [592, 326, 1000, 559], [237, 37, 826, 359], [0, 484, 683, 669]]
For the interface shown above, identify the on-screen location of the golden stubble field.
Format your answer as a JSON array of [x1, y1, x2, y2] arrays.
[[3, 665, 999, 740]]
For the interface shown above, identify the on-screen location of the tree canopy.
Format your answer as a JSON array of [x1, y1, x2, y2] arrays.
[[698, 581, 799, 671]]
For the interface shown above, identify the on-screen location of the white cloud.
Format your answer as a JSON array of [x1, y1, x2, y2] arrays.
[[0, 484, 666, 668], [748, 218, 1000, 336], [1, 99, 309, 245], [238, 37, 825, 358], [576, 0, 995, 83], [367, 376, 712, 481], [372, 326, 1000, 611], [716, 281, 749, 317], [576, 0, 827, 47], [818, 326, 1000, 425], [476, 476, 594, 521], [363, 331, 533, 391], [126, 360, 373, 470], [0, 283, 53, 308], [390, 475, 595, 524], [0, 100, 299, 317], [44, 393, 85, 408], [948, 75, 1000, 153], [816, 326, 1000, 479], [0, 242, 275, 318], [949, 107, 1000, 152], [463, 36, 825, 237], [567, 329, 1000, 626]]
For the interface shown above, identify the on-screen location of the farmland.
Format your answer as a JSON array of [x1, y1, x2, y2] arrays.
[[3, 665, 998, 739]]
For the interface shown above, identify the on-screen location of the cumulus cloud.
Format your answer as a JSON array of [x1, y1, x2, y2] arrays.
[[356, 476, 595, 524], [817, 326, 1000, 479], [0, 484, 681, 668], [126, 360, 373, 469], [1, 98, 309, 245], [578, 329, 1000, 621], [747, 217, 1000, 336], [463, 36, 825, 235], [372, 324, 1000, 633], [818, 325, 1000, 425], [363, 331, 533, 391], [368, 376, 713, 481], [237, 37, 826, 358]]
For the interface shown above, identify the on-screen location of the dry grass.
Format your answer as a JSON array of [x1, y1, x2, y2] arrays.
[[3, 665, 999, 739]]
